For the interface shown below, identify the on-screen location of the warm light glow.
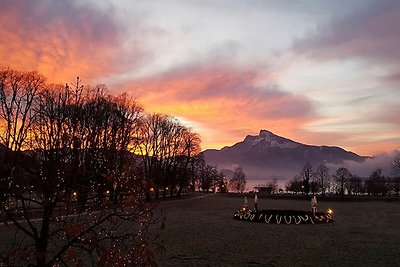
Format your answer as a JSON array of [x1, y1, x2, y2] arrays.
[[327, 209, 333, 215], [150, 187, 154, 192], [1, 1, 398, 157], [72, 192, 77, 196]]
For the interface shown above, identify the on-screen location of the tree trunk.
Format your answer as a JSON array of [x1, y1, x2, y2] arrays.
[[36, 204, 53, 266], [155, 188, 159, 199]]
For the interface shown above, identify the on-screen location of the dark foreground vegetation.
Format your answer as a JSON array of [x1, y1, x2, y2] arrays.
[[0, 67, 212, 266]]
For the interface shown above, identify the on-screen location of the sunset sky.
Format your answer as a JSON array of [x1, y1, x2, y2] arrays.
[[1, 0, 399, 156]]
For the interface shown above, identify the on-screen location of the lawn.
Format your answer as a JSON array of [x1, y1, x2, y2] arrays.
[[154, 194, 400, 266]]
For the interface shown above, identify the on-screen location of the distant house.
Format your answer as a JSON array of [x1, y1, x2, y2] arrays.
[[255, 186, 273, 194]]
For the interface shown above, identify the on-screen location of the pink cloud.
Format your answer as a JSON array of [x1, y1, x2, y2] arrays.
[[0, 0, 141, 83], [382, 72, 400, 83]]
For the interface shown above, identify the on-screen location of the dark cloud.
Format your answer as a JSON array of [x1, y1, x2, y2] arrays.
[[294, 0, 400, 65]]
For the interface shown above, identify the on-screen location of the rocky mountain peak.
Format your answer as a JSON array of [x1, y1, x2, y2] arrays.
[[259, 129, 274, 138], [243, 129, 299, 149]]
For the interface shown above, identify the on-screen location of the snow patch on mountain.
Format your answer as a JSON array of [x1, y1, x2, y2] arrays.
[[246, 130, 300, 149]]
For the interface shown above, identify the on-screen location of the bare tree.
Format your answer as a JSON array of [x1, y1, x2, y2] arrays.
[[138, 114, 201, 198], [286, 175, 303, 194], [230, 166, 246, 193], [392, 154, 400, 176], [315, 163, 330, 196], [390, 154, 400, 195], [346, 175, 364, 196], [333, 167, 352, 199], [0, 74, 163, 266], [365, 168, 388, 196], [388, 177, 400, 196], [0, 68, 44, 203], [196, 161, 218, 192], [137, 113, 169, 199], [217, 171, 228, 193], [185, 135, 201, 193], [301, 162, 313, 196], [266, 177, 279, 194], [180, 129, 201, 194], [0, 68, 44, 153]]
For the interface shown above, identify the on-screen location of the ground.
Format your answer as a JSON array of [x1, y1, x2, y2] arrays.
[[1, 194, 399, 266], [154, 194, 400, 266]]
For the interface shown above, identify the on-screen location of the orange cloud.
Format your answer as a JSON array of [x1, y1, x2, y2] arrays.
[[117, 63, 317, 150], [0, 0, 128, 84]]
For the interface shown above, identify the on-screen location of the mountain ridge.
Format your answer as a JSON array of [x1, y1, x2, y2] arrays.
[[202, 129, 368, 179]]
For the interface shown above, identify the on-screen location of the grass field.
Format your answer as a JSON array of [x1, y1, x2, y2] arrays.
[[154, 194, 400, 266]]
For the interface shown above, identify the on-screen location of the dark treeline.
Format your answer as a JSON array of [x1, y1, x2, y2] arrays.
[[0, 67, 219, 266], [286, 160, 400, 198]]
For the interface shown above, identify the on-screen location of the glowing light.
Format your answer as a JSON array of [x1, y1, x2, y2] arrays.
[[327, 208, 333, 215], [150, 188, 154, 192]]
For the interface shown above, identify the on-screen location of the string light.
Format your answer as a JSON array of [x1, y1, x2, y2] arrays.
[[234, 209, 334, 224]]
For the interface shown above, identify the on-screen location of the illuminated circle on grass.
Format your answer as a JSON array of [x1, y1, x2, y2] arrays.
[[233, 209, 334, 225]]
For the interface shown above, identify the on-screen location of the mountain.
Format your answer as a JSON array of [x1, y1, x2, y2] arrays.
[[202, 130, 368, 180]]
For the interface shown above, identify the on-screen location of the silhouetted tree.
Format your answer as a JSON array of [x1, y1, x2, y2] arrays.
[[0, 68, 44, 153], [346, 175, 364, 195], [301, 162, 313, 196], [175, 129, 201, 196], [217, 171, 228, 193], [198, 164, 218, 192], [0, 72, 163, 266], [388, 176, 400, 196], [365, 168, 388, 196], [310, 180, 320, 195], [189, 154, 204, 192], [286, 175, 303, 193], [315, 163, 330, 195], [266, 177, 279, 194], [392, 154, 400, 176], [230, 166, 246, 193], [137, 113, 200, 198], [334, 167, 352, 199], [0, 68, 44, 202], [391, 154, 400, 196]]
